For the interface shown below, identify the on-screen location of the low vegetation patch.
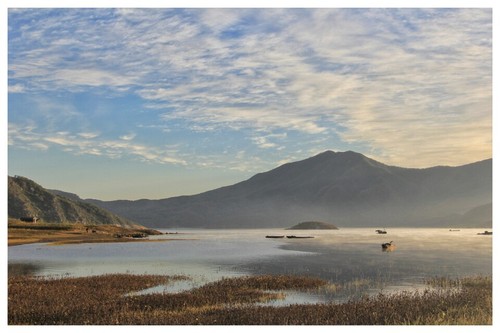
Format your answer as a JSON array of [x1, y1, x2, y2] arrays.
[[8, 221, 73, 231], [8, 220, 164, 246], [8, 274, 491, 325]]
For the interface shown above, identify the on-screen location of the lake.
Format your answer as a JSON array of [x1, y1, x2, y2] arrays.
[[8, 228, 492, 303]]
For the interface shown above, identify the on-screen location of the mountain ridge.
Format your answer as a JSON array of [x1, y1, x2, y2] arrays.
[[8, 176, 139, 228], [85, 151, 492, 228]]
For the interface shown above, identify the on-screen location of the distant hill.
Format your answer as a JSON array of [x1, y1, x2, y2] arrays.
[[416, 202, 492, 228], [8, 176, 138, 227], [287, 221, 339, 230], [88, 151, 492, 228], [459, 203, 492, 227]]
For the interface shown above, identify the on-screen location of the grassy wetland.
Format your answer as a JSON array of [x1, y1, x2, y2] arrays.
[[8, 228, 492, 325], [8, 219, 164, 246], [8, 273, 491, 325]]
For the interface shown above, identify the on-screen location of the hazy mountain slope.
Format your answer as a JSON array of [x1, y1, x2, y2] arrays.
[[8, 176, 138, 227], [418, 202, 492, 228], [89, 151, 492, 228], [458, 203, 492, 228]]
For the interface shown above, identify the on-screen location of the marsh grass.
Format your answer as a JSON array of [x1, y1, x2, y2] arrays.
[[8, 274, 491, 325], [425, 276, 463, 288]]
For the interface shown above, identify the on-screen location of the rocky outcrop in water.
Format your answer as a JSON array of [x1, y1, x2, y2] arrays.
[[287, 221, 339, 230]]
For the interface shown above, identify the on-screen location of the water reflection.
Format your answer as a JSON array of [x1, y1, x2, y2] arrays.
[[8, 228, 491, 302], [8, 263, 44, 276]]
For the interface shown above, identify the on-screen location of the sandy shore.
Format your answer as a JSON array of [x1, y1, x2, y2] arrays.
[[8, 220, 167, 246]]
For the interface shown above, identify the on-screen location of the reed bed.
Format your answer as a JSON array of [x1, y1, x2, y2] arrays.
[[8, 274, 491, 325]]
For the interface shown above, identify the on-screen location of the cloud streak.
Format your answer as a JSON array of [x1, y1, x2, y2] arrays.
[[8, 8, 492, 168], [9, 124, 187, 166]]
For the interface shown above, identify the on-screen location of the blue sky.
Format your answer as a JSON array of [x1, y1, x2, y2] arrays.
[[7, 6, 492, 200]]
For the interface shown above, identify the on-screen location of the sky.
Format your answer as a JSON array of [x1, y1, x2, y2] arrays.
[[5, 3, 493, 200]]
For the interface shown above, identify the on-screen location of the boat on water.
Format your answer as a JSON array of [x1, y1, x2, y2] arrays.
[[286, 235, 314, 239], [477, 231, 492, 235], [381, 241, 396, 252], [375, 229, 387, 234], [265, 235, 285, 239]]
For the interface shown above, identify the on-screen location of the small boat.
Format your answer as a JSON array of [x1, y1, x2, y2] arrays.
[[286, 235, 314, 239], [381, 241, 396, 252], [265, 235, 285, 239], [449, 229, 460, 232], [477, 231, 492, 235], [375, 229, 387, 234]]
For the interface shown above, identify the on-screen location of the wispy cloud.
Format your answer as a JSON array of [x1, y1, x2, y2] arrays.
[[51, 69, 134, 88], [8, 8, 491, 168], [8, 84, 25, 93], [78, 132, 100, 139], [9, 124, 187, 166], [252, 133, 287, 149], [119, 133, 136, 141]]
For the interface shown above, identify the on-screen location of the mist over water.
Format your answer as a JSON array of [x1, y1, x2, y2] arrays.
[[240, 228, 491, 283], [9, 228, 491, 302]]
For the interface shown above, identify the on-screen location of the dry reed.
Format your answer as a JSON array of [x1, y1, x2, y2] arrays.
[[8, 274, 491, 325]]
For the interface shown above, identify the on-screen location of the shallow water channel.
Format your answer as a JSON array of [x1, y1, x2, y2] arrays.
[[8, 228, 492, 304]]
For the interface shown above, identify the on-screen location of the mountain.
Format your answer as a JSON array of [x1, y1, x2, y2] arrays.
[[458, 203, 492, 227], [8, 176, 138, 227], [87, 151, 492, 228]]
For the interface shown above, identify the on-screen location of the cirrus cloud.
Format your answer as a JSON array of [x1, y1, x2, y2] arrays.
[[8, 8, 491, 169], [9, 124, 187, 166]]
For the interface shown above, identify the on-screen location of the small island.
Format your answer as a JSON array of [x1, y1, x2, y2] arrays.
[[287, 221, 339, 230]]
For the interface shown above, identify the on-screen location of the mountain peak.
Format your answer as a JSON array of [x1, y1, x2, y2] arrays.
[[305, 150, 382, 171], [40, 152, 492, 229], [315, 150, 336, 156], [312, 150, 367, 160]]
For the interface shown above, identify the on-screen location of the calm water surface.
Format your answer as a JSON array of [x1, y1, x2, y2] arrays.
[[8, 228, 492, 303]]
